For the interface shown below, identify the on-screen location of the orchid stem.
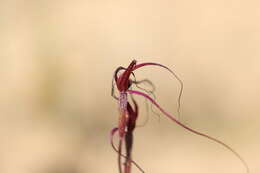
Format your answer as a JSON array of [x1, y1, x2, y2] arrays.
[[118, 139, 123, 173]]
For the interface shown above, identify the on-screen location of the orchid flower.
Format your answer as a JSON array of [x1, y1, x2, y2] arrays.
[[110, 60, 249, 173]]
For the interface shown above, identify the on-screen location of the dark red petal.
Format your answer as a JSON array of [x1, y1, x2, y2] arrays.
[[111, 67, 126, 99], [127, 101, 138, 131], [117, 60, 137, 91], [114, 66, 126, 83]]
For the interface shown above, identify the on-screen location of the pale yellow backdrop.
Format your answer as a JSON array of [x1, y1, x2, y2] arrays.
[[0, 0, 259, 173]]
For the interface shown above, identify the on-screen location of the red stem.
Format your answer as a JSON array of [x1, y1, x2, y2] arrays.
[[118, 139, 123, 173]]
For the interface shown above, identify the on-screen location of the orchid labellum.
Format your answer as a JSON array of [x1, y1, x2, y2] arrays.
[[110, 60, 249, 173]]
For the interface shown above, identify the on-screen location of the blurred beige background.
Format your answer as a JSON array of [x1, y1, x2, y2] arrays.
[[0, 0, 259, 173]]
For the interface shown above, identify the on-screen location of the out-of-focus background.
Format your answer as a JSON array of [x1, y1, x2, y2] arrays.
[[0, 0, 259, 173]]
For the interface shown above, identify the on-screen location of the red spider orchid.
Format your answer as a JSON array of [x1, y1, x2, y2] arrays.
[[110, 60, 249, 173]]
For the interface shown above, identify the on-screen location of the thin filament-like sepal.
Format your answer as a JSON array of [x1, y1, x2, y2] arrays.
[[127, 89, 249, 173], [133, 62, 183, 120]]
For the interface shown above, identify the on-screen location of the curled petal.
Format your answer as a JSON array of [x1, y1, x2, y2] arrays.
[[127, 89, 249, 173], [132, 78, 156, 93], [114, 67, 126, 83], [133, 62, 183, 119], [111, 67, 126, 100], [110, 127, 119, 151]]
